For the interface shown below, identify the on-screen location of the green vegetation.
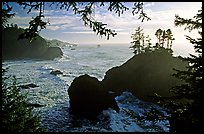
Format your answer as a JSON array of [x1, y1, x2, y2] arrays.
[[2, 2, 150, 41], [2, 67, 45, 132], [166, 7, 202, 132], [130, 7, 202, 132], [130, 26, 149, 54], [155, 28, 175, 49], [130, 27, 174, 55], [2, 3, 15, 29], [123, 107, 169, 131]]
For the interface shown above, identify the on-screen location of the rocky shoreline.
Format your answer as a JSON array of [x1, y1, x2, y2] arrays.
[[68, 49, 188, 119]]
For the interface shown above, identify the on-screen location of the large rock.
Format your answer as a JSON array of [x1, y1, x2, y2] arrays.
[[68, 74, 119, 119], [41, 47, 63, 60], [2, 27, 48, 60], [2, 27, 63, 60], [102, 49, 189, 103]]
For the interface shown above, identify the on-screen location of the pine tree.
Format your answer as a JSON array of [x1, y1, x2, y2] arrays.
[[151, 7, 203, 132], [166, 29, 175, 49], [167, 7, 203, 132], [137, 8, 202, 132], [130, 26, 145, 54], [130, 27, 174, 55], [144, 35, 152, 52], [2, 67, 45, 132], [155, 28, 163, 47], [161, 30, 166, 47]]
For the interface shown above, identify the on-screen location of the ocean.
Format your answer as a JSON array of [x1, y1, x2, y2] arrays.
[[2, 44, 170, 132]]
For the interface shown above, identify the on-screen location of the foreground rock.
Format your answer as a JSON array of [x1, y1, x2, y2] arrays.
[[68, 74, 119, 119], [102, 50, 189, 103]]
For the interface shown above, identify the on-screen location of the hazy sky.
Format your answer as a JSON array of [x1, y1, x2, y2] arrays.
[[7, 2, 202, 56]]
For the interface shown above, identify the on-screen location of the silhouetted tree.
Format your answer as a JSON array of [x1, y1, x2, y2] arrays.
[[152, 7, 202, 132], [161, 30, 166, 47], [144, 35, 152, 52], [130, 26, 145, 54], [155, 28, 163, 47], [131, 27, 174, 54], [154, 28, 175, 50], [2, 2, 15, 29], [2, 2, 151, 41], [168, 7, 202, 132], [166, 29, 175, 49]]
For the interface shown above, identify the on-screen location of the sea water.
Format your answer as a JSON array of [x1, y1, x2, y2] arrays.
[[2, 44, 170, 132]]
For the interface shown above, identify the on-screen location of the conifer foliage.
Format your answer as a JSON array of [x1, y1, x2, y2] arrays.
[[152, 7, 203, 132], [2, 68, 44, 132], [2, 2, 150, 41], [130, 27, 174, 55], [168, 7, 203, 132], [129, 7, 202, 132]]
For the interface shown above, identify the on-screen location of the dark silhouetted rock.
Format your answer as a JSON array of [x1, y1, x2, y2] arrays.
[[42, 47, 63, 60], [2, 27, 48, 60], [27, 103, 46, 108], [19, 83, 39, 89], [102, 50, 189, 103], [50, 70, 63, 75], [2, 27, 63, 60], [68, 74, 119, 119]]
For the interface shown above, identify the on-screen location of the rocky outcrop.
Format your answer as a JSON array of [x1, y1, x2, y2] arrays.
[[50, 70, 63, 75], [41, 47, 63, 60], [102, 50, 189, 103], [68, 74, 119, 119], [2, 27, 63, 60]]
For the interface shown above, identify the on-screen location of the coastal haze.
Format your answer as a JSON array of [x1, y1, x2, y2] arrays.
[[8, 2, 201, 57]]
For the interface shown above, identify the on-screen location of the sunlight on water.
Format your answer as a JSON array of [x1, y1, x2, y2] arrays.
[[2, 44, 170, 132]]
